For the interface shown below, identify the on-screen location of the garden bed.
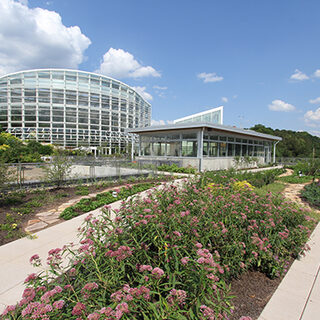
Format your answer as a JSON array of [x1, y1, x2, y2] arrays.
[[0, 175, 174, 246], [3, 174, 317, 319]]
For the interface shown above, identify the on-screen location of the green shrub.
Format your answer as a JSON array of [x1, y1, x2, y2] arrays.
[[157, 163, 196, 174], [202, 168, 285, 188], [60, 182, 156, 220], [278, 175, 313, 184], [75, 186, 90, 196], [301, 181, 320, 208]]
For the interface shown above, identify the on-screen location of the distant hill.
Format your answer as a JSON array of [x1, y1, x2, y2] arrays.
[[250, 124, 320, 158]]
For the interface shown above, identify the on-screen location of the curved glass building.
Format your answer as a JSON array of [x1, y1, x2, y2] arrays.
[[0, 69, 151, 153]]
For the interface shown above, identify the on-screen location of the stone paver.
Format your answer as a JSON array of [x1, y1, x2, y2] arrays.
[[24, 185, 135, 233]]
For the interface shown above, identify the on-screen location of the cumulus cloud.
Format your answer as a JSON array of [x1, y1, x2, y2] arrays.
[[221, 97, 228, 103], [309, 97, 320, 104], [96, 48, 160, 79], [197, 72, 223, 83], [314, 69, 320, 78], [0, 0, 91, 75], [268, 99, 296, 112], [131, 86, 153, 101], [304, 108, 320, 126], [290, 69, 309, 81]]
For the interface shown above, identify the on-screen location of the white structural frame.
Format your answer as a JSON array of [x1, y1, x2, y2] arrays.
[[173, 106, 223, 125], [0, 69, 151, 154]]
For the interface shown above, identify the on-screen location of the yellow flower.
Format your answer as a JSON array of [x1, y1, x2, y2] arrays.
[[164, 242, 168, 257], [233, 180, 254, 191], [11, 223, 17, 229]]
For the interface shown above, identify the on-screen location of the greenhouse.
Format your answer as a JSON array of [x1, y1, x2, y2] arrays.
[[127, 122, 282, 171]]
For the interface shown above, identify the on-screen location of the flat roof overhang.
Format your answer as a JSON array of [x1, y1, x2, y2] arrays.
[[126, 122, 282, 142]]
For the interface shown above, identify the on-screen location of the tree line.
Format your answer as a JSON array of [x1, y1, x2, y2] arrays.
[[250, 124, 320, 158]]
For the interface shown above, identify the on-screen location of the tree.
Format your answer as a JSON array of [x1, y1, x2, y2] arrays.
[[0, 161, 15, 198], [43, 150, 73, 188]]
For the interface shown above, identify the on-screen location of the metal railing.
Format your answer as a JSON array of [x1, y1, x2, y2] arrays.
[[2, 158, 162, 190]]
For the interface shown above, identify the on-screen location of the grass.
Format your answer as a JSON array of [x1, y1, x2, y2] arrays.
[[277, 175, 313, 184], [255, 182, 286, 197]]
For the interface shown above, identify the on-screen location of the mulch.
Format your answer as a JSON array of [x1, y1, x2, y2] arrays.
[[229, 269, 290, 319]]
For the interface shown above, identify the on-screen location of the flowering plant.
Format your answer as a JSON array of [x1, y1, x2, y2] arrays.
[[3, 176, 315, 319]]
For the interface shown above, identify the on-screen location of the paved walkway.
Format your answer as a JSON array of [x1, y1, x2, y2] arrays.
[[259, 175, 320, 320]]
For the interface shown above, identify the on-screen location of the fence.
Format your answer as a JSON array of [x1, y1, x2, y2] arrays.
[[3, 158, 163, 190]]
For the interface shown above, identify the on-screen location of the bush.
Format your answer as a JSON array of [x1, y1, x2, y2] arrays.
[[293, 159, 320, 178], [157, 163, 197, 174], [202, 168, 284, 188], [60, 183, 155, 220], [300, 181, 320, 208], [277, 175, 313, 184], [4, 177, 315, 319]]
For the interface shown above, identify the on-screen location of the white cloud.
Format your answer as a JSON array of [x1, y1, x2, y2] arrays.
[[153, 85, 167, 90], [221, 97, 228, 103], [131, 86, 153, 101], [314, 69, 320, 78], [151, 119, 173, 126], [304, 108, 320, 125], [0, 0, 91, 76], [96, 48, 160, 79], [151, 119, 166, 126], [309, 130, 320, 137], [153, 85, 167, 98], [309, 97, 320, 104], [197, 72, 223, 83], [290, 69, 309, 81], [268, 99, 296, 112]]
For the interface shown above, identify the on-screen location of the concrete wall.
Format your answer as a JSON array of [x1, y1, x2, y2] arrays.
[[136, 156, 265, 172], [202, 156, 265, 171]]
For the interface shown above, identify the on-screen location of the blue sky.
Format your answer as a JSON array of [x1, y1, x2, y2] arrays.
[[1, 0, 320, 135]]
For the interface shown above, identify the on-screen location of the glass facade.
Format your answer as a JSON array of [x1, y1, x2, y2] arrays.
[[173, 107, 223, 125], [0, 69, 151, 153], [139, 130, 272, 160]]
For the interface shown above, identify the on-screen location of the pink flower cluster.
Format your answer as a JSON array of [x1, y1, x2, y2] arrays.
[[105, 245, 133, 261], [138, 265, 165, 278], [40, 286, 62, 303], [111, 284, 151, 303], [167, 289, 187, 307], [200, 304, 216, 320], [196, 249, 224, 274], [21, 302, 53, 318], [81, 282, 99, 299]]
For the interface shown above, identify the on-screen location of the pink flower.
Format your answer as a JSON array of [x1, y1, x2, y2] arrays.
[[181, 257, 189, 265], [53, 300, 65, 310], [72, 302, 86, 316], [116, 302, 129, 314], [87, 312, 101, 319], [173, 231, 182, 237], [151, 267, 165, 278], [195, 242, 203, 249], [24, 273, 38, 283], [139, 265, 153, 272], [1, 305, 16, 316]]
